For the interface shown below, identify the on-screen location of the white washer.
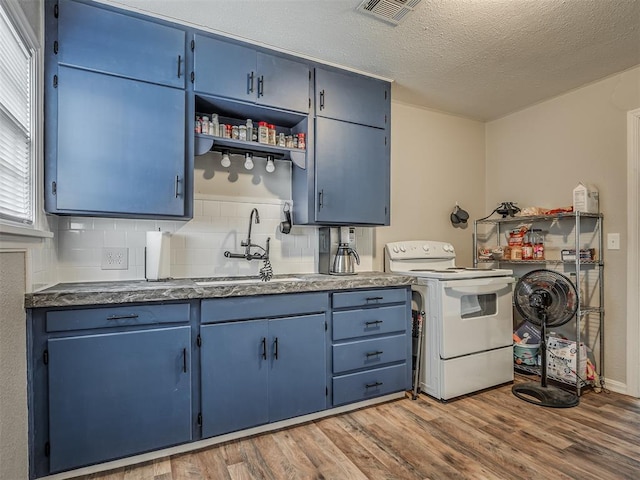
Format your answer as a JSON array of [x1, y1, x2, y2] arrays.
[[385, 240, 515, 400]]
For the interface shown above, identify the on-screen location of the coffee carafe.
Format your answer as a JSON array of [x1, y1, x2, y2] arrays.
[[331, 243, 360, 275]]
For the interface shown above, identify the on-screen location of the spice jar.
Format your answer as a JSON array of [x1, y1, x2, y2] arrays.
[[297, 133, 306, 149], [201, 116, 209, 135], [211, 114, 219, 137], [268, 124, 276, 145], [258, 121, 269, 144], [231, 125, 239, 140], [285, 135, 294, 148], [246, 119, 253, 142], [195, 116, 202, 134], [278, 132, 286, 147], [239, 125, 247, 141], [532, 229, 545, 260], [223, 124, 232, 139], [522, 232, 534, 260]]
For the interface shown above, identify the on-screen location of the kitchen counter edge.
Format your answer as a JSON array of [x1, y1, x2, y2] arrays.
[[25, 272, 415, 309]]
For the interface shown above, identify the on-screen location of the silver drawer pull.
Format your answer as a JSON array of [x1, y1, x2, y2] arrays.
[[365, 381, 383, 389], [107, 314, 139, 320], [366, 296, 384, 303], [365, 320, 383, 326], [366, 351, 383, 358]]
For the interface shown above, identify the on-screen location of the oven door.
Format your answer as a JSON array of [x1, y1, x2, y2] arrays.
[[438, 276, 515, 359]]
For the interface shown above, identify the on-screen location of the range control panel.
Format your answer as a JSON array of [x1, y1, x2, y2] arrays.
[[385, 241, 455, 260]]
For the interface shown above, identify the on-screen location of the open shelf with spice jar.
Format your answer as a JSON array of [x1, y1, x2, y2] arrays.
[[473, 211, 604, 395], [194, 94, 308, 169]]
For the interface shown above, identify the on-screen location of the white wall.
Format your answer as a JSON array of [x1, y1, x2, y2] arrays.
[[486, 66, 640, 387], [374, 100, 486, 270], [0, 252, 28, 480]]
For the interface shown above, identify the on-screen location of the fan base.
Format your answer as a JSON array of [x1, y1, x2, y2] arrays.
[[512, 382, 579, 408]]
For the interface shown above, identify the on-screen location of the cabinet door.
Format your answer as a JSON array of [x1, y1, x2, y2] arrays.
[[55, 66, 186, 216], [315, 67, 388, 129], [58, 0, 185, 88], [200, 320, 269, 437], [193, 34, 256, 102], [268, 314, 326, 422], [47, 326, 192, 473], [315, 117, 389, 225], [257, 53, 310, 113]]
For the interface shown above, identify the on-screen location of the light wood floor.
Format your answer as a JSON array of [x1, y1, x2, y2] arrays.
[[79, 378, 640, 480]]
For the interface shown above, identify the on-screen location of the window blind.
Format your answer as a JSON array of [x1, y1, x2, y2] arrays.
[[0, 5, 33, 225]]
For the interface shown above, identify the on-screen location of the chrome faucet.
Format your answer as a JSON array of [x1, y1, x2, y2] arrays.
[[224, 208, 270, 261]]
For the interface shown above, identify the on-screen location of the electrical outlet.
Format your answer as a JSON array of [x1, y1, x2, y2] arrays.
[[607, 233, 620, 250], [101, 247, 129, 270]]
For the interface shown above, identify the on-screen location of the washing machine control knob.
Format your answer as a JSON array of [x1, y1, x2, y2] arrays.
[[422, 244, 430, 252], [399, 245, 406, 252], [392, 246, 399, 253]]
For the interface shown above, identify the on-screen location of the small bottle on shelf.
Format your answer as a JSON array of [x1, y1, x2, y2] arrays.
[[522, 232, 533, 260], [246, 119, 254, 142], [258, 122, 269, 144], [195, 116, 202, 134], [268, 124, 277, 145], [532, 229, 545, 260], [201, 116, 210, 135], [297, 132, 306, 149], [211, 114, 219, 137]]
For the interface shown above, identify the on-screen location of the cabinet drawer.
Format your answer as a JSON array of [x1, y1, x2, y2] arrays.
[[332, 304, 407, 340], [46, 303, 190, 332], [333, 334, 407, 374], [332, 364, 407, 406], [332, 288, 406, 309], [201, 292, 328, 323]]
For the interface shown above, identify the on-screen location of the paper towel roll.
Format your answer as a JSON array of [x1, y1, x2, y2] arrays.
[[145, 231, 171, 281]]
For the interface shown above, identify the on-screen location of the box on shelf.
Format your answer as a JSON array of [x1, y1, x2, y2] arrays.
[[561, 248, 596, 262], [546, 336, 587, 382], [572, 183, 599, 214], [513, 320, 541, 345]]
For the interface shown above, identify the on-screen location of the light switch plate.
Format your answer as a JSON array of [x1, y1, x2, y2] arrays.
[[607, 233, 620, 250], [101, 247, 129, 270]]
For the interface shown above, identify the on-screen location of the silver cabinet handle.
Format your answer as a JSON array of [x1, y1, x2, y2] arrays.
[[175, 175, 181, 198], [248, 71, 255, 94], [107, 314, 139, 320], [257, 75, 264, 97]]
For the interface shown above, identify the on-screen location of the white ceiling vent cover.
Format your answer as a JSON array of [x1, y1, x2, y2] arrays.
[[357, 0, 423, 25]]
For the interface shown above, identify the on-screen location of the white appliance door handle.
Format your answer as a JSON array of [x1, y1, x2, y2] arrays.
[[443, 279, 514, 295]]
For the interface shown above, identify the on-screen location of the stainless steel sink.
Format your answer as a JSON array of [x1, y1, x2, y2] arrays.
[[195, 277, 303, 287]]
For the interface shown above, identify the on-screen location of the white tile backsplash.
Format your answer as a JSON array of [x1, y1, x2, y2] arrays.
[[42, 197, 374, 284]]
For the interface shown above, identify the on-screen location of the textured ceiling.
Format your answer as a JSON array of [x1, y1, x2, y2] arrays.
[[105, 0, 640, 121]]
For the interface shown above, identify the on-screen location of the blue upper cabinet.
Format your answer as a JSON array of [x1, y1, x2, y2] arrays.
[[314, 117, 389, 225], [58, 0, 186, 87], [193, 34, 310, 114], [315, 67, 389, 129], [45, 0, 191, 218], [54, 66, 186, 216]]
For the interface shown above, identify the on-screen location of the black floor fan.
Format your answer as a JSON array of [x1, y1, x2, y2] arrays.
[[512, 269, 580, 408]]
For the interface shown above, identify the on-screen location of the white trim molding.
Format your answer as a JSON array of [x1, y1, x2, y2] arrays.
[[627, 108, 640, 398]]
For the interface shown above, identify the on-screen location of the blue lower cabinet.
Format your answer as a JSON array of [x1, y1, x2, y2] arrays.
[[200, 320, 270, 437], [333, 364, 408, 406], [268, 314, 327, 422], [200, 314, 326, 437], [47, 326, 192, 473]]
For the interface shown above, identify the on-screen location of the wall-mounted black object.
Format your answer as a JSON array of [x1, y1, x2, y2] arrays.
[[450, 204, 469, 226]]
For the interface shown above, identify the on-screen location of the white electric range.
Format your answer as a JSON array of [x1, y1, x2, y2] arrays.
[[384, 240, 515, 400]]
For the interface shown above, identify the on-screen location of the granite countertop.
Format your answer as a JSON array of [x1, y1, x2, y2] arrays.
[[25, 272, 415, 309]]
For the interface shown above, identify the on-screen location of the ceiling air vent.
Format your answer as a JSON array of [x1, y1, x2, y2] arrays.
[[356, 0, 422, 25]]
